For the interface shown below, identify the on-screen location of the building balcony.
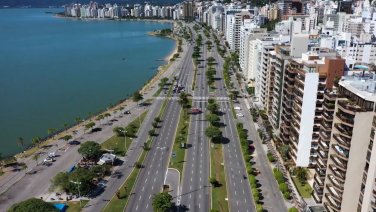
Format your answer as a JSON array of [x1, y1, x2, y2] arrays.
[[332, 144, 349, 161], [328, 174, 344, 192], [324, 193, 341, 211], [373, 189, 376, 198], [326, 184, 343, 202], [321, 120, 332, 131], [314, 173, 324, 187], [312, 190, 322, 203], [334, 123, 352, 138], [329, 164, 346, 182], [322, 112, 333, 121], [323, 102, 335, 111], [338, 100, 367, 114], [336, 111, 354, 126], [333, 134, 351, 150], [318, 150, 328, 162], [320, 130, 331, 141], [317, 157, 327, 169], [330, 154, 347, 172], [314, 182, 323, 195], [371, 200, 376, 209], [295, 74, 305, 84], [316, 166, 326, 179]]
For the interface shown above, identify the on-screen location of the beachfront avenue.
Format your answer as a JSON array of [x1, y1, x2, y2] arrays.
[[1, 22, 286, 212]]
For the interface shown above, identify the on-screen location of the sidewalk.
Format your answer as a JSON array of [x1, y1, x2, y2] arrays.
[[0, 32, 189, 198]]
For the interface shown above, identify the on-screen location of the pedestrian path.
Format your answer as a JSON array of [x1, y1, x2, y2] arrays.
[[154, 96, 230, 101]]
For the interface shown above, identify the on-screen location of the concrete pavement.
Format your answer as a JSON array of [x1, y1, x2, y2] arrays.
[[165, 168, 180, 206]]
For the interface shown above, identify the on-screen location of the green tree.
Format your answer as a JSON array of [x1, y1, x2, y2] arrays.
[[7, 198, 60, 212], [31, 137, 41, 148], [49, 172, 70, 192], [279, 183, 288, 193], [279, 145, 290, 160], [208, 98, 215, 104], [104, 113, 111, 123], [207, 103, 219, 114], [85, 122, 96, 132], [152, 122, 158, 128], [77, 141, 101, 159], [33, 154, 40, 165], [119, 106, 125, 114], [256, 204, 263, 212], [113, 126, 125, 137], [288, 207, 299, 212], [205, 126, 222, 142], [96, 114, 104, 125], [205, 114, 220, 126], [75, 117, 82, 124], [295, 167, 308, 183], [209, 176, 217, 185], [206, 56, 215, 66], [133, 91, 144, 106], [17, 137, 25, 157], [154, 117, 160, 122], [61, 135, 72, 143], [151, 192, 172, 212], [149, 129, 156, 136], [47, 128, 57, 139], [177, 92, 189, 109]]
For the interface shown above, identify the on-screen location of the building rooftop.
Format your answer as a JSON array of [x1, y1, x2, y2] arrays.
[[307, 205, 325, 212], [340, 73, 376, 101]]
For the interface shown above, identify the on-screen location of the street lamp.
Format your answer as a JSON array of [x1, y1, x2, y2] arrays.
[[70, 178, 82, 207], [156, 147, 166, 188], [119, 127, 128, 156]]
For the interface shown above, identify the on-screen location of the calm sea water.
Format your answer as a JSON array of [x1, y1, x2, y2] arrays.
[[0, 8, 175, 157]]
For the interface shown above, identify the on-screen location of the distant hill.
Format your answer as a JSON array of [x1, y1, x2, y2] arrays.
[[0, 0, 182, 7]]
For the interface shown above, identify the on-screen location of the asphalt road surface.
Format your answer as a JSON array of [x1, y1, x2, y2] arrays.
[[125, 27, 195, 212], [180, 29, 210, 212]]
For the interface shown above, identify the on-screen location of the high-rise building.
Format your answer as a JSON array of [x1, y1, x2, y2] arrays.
[[312, 72, 376, 212]]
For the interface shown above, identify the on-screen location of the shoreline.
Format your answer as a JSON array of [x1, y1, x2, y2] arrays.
[[10, 18, 180, 160]]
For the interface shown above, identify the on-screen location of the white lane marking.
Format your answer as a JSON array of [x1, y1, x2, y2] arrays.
[[142, 187, 144, 191], [152, 186, 154, 190], [149, 195, 151, 199], [146, 204, 149, 209], [191, 178, 192, 182], [145, 179, 147, 183], [156, 170, 158, 174], [139, 196, 141, 200], [136, 205, 138, 210]]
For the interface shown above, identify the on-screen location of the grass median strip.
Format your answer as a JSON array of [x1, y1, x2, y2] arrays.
[[210, 143, 229, 212], [101, 110, 148, 156], [229, 100, 237, 120], [169, 99, 192, 179]]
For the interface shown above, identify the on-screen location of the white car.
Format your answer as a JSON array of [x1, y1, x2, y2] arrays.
[[236, 113, 244, 117], [234, 106, 242, 110]]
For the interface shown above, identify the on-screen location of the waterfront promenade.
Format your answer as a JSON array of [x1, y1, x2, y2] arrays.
[[0, 33, 187, 211]]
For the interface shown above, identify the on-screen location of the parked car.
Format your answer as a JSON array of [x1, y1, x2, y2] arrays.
[[42, 162, 52, 167], [44, 157, 55, 162], [249, 145, 255, 149], [234, 107, 242, 110], [232, 99, 239, 103], [124, 110, 131, 114], [68, 140, 80, 145], [236, 113, 244, 117]]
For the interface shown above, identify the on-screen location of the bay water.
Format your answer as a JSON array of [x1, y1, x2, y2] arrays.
[[0, 8, 175, 156]]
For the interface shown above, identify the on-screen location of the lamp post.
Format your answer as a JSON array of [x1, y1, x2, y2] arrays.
[[156, 147, 166, 188], [124, 128, 127, 155], [70, 178, 82, 207]]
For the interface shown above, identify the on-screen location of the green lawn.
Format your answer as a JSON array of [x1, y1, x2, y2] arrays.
[[292, 177, 312, 198], [101, 110, 148, 156], [169, 99, 192, 180], [102, 138, 151, 212], [56, 200, 89, 212], [211, 143, 229, 212]]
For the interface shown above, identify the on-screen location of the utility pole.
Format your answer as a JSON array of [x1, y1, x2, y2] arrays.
[[70, 178, 82, 207]]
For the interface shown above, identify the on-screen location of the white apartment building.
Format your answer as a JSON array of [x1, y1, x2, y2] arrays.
[[239, 20, 261, 74]]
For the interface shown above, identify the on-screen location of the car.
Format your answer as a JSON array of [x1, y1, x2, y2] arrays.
[[249, 145, 255, 149], [232, 100, 239, 103], [44, 157, 55, 162], [172, 152, 176, 157], [68, 140, 81, 145], [236, 113, 244, 117], [42, 162, 52, 167], [234, 107, 242, 110], [124, 110, 131, 114]]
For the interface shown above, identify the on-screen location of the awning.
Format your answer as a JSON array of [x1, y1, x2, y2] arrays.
[[53, 203, 67, 212], [68, 165, 76, 173]]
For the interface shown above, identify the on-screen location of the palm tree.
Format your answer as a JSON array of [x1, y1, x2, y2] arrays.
[[114, 109, 118, 117], [72, 131, 77, 140], [104, 113, 111, 123], [109, 103, 113, 109], [22, 164, 28, 175], [96, 114, 104, 125], [17, 137, 25, 157], [118, 99, 122, 105], [32, 137, 42, 148], [99, 108, 103, 113], [48, 128, 57, 139], [88, 112, 92, 120], [75, 117, 81, 125], [119, 106, 125, 114], [33, 154, 40, 166], [63, 122, 68, 132]]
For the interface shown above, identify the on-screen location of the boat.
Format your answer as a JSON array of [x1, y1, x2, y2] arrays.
[[45, 12, 53, 14], [156, 59, 164, 61], [122, 58, 126, 60]]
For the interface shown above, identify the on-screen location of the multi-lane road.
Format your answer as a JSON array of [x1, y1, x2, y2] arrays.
[[180, 29, 210, 212], [125, 25, 196, 212]]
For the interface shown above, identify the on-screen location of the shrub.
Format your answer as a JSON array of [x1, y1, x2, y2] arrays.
[[254, 195, 259, 203], [268, 155, 275, 162], [210, 210, 220, 212], [240, 139, 248, 147], [252, 188, 259, 197], [239, 130, 247, 139], [274, 171, 285, 184], [251, 182, 257, 189], [273, 167, 278, 173], [244, 154, 251, 162], [249, 175, 256, 184], [256, 204, 263, 212], [288, 207, 299, 212], [284, 191, 291, 199], [154, 117, 160, 122], [236, 123, 243, 130], [247, 166, 253, 174], [209, 177, 217, 184], [279, 183, 288, 193]]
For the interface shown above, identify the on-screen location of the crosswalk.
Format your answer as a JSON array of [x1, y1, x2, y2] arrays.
[[155, 96, 230, 101]]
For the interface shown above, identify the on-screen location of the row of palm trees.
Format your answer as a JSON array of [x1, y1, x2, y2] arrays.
[[15, 100, 130, 158]]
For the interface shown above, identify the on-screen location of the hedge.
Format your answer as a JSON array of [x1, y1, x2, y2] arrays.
[[279, 183, 288, 193]]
